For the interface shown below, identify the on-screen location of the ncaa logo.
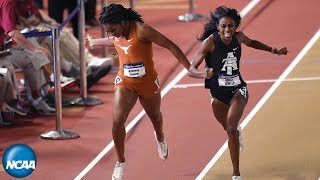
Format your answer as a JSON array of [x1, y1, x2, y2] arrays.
[[2, 144, 37, 178]]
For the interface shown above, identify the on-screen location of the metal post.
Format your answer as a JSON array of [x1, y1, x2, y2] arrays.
[[101, 0, 107, 57], [40, 27, 79, 140], [68, 0, 103, 106], [178, 0, 208, 22], [79, 0, 87, 99], [189, 0, 194, 14], [129, 0, 134, 9]]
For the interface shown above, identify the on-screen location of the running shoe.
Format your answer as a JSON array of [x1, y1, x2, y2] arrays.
[[6, 99, 27, 116], [0, 111, 14, 126], [232, 176, 242, 180], [237, 126, 244, 152], [112, 161, 125, 180], [32, 98, 56, 116], [88, 55, 114, 66], [50, 74, 75, 84], [154, 131, 168, 160]]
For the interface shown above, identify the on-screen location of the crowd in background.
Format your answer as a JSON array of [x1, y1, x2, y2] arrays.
[[0, 0, 115, 126]]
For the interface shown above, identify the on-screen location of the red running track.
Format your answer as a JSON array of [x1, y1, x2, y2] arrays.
[[1, 0, 320, 179]]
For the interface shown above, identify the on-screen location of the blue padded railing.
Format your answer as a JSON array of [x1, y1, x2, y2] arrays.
[[22, 4, 81, 38]]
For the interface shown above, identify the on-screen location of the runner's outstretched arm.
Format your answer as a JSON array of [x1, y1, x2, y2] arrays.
[[237, 32, 288, 55], [137, 24, 190, 70], [84, 35, 115, 48]]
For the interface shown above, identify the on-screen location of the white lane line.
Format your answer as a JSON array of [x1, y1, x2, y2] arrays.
[[173, 76, 320, 88], [195, 28, 320, 180], [240, 0, 262, 17], [75, 0, 261, 179]]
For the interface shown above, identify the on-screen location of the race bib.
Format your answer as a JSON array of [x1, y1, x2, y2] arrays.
[[218, 75, 241, 87], [123, 62, 146, 78]]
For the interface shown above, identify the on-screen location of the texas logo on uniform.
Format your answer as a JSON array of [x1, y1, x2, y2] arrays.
[[117, 44, 132, 54]]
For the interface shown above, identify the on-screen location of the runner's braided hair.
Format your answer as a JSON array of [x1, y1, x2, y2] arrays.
[[198, 6, 241, 41], [99, 3, 144, 24]]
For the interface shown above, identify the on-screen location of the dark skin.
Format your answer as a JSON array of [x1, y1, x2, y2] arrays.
[[85, 20, 191, 163], [188, 17, 288, 176]]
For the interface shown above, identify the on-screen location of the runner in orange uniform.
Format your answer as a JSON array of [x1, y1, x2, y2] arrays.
[[84, 4, 192, 180], [114, 22, 159, 98]]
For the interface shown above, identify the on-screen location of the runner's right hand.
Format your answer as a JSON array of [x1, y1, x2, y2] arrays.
[[85, 34, 94, 49]]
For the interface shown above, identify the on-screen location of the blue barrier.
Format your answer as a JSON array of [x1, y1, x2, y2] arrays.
[[22, 4, 81, 38]]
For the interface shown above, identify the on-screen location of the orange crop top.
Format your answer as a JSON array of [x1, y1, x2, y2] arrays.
[[114, 22, 157, 81]]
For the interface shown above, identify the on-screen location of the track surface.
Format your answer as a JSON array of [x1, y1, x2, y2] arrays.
[[1, 0, 320, 179]]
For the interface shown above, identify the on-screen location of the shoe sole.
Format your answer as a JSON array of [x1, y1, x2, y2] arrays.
[[32, 107, 56, 116], [112, 176, 121, 180], [163, 148, 169, 160], [6, 105, 27, 116], [0, 122, 13, 126], [49, 80, 76, 93]]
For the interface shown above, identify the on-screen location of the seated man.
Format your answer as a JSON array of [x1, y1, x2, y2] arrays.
[[1, 0, 55, 115], [0, 51, 26, 126], [16, 0, 114, 90], [16, 0, 114, 66]]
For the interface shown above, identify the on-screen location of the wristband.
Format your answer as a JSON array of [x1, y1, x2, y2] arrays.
[[271, 47, 277, 54]]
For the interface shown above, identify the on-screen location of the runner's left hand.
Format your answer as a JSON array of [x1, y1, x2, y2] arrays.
[[276, 47, 288, 55], [205, 68, 213, 79]]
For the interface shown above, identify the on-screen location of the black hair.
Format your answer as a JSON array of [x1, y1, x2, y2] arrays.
[[99, 3, 144, 24], [198, 6, 241, 41]]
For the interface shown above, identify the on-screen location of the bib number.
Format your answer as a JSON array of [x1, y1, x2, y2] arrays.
[[218, 75, 241, 87], [123, 62, 146, 78]]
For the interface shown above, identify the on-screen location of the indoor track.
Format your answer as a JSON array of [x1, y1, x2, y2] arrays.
[[1, 0, 320, 179]]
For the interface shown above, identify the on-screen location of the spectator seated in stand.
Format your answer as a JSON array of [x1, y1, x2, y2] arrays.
[[1, 0, 55, 116], [0, 51, 27, 126], [15, 0, 114, 90]]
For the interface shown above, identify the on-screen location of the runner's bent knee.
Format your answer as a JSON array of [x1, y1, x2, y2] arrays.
[[113, 116, 126, 128], [226, 125, 238, 136]]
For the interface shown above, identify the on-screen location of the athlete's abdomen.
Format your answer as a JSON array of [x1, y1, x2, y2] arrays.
[[115, 39, 157, 82]]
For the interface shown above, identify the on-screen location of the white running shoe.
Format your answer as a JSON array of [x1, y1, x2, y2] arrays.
[[112, 161, 125, 180], [232, 176, 242, 180], [88, 54, 114, 66], [154, 131, 168, 160], [237, 126, 244, 152], [32, 98, 55, 116], [50, 74, 75, 84]]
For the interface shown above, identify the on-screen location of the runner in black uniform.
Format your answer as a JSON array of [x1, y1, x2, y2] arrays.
[[205, 31, 246, 104], [188, 6, 288, 180]]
